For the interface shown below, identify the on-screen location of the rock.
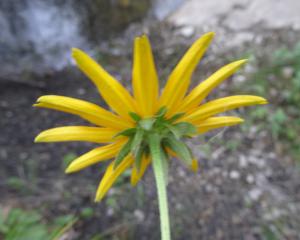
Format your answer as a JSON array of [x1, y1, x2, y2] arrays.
[[168, 0, 300, 47], [0, 0, 151, 78]]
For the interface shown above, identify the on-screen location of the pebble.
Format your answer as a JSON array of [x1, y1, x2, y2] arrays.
[[233, 75, 246, 83], [106, 208, 114, 217], [77, 88, 86, 95], [239, 155, 248, 168], [281, 66, 294, 79], [0, 149, 8, 159], [246, 174, 255, 184], [248, 188, 262, 201], [229, 170, 240, 179], [178, 26, 195, 38], [134, 209, 145, 222], [248, 156, 266, 168]]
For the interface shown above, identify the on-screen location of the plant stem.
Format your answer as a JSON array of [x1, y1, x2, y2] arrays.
[[149, 134, 171, 240]]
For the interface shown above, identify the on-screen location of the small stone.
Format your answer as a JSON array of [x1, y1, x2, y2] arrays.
[[106, 208, 114, 216], [134, 209, 145, 222], [229, 170, 240, 179], [111, 48, 121, 56], [205, 184, 213, 193], [0, 100, 8, 107], [281, 66, 294, 79], [6, 111, 13, 118], [246, 174, 255, 184], [77, 88, 86, 95], [234, 75, 246, 83], [0, 149, 8, 159], [164, 47, 174, 55], [239, 155, 248, 168], [178, 26, 195, 38], [175, 203, 183, 211], [248, 188, 262, 201], [19, 152, 28, 160]]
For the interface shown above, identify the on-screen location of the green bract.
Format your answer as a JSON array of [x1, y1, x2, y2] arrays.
[[113, 107, 197, 171]]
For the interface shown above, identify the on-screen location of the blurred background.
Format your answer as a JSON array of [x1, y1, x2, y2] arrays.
[[1, 0, 300, 239]]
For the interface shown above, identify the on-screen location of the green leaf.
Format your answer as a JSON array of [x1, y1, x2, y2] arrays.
[[54, 214, 76, 225], [62, 153, 77, 168], [164, 136, 192, 166], [7, 177, 25, 190], [114, 139, 132, 169], [129, 112, 141, 122], [0, 208, 6, 233], [272, 109, 286, 124], [80, 207, 94, 219], [113, 128, 136, 138], [261, 225, 279, 240], [139, 118, 155, 131], [3, 209, 48, 240]]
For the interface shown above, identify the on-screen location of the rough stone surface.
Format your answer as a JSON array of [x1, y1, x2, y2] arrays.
[[168, 0, 300, 47], [169, 0, 300, 30]]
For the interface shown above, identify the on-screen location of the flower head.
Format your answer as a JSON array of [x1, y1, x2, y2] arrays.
[[34, 32, 267, 201]]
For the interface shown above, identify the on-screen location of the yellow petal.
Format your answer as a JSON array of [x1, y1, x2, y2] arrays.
[[34, 95, 132, 130], [178, 59, 248, 113], [65, 139, 127, 173], [130, 155, 151, 186], [181, 95, 267, 124], [35, 126, 118, 143], [195, 116, 244, 134], [191, 159, 199, 172], [72, 48, 136, 120], [159, 32, 215, 115], [95, 155, 134, 201], [132, 35, 159, 117], [166, 147, 176, 157]]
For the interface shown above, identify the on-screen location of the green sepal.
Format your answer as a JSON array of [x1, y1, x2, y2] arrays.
[[167, 112, 185, 123], [156, 106, 168, 118], [163, 121, 197, 139], [163, 123, 181, 139], [163, 136, 192, 166], [139, 118, 155, 131], [113, 128, 136, 138], [134, 146, 144, 172], [114, 139, 133, 169], [173, 122, 197, 136], [131, 128, 144, 154], [129, 112, 141, 122]]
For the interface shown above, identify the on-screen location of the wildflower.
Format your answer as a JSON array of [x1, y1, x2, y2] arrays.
[[34, 32, 267, 240]]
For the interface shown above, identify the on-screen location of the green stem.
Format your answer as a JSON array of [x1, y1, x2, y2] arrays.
[[149, 134, 171, 240]]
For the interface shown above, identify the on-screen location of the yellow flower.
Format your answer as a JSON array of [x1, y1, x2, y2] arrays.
[[34, 32, 267, 201]]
